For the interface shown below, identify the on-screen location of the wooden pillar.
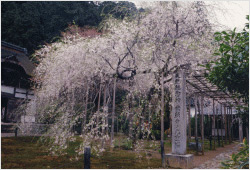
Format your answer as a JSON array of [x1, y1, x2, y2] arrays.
[[224, 106, 227, 144], [246, 127, 249, 143], [228, 107, 232, 144], [188, 97, 191, 144], [216, 103, 220, 147], [221, 104, 224, 147], [209, 111, 212, 150], [231, 108, 234, 142], [229, 107, 233, 143], [239, 116, 243, 142], [195, 94, 198, 153], [227, 107, 230, 144], [212, 99, 216, 150], [201, 95, 204, 155]]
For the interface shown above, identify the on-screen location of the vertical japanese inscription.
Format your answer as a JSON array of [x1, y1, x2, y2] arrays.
[[172, 69, 187, 155]]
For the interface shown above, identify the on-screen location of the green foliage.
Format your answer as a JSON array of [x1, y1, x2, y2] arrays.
[[221, 138, 249, 169], [1, 1, 138, 55], [151, 130, 161, 140], [121, 138, 133, 150], [205, 15, 249, 104]]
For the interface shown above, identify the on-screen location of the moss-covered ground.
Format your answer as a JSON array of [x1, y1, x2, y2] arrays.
[[1, 135, 163, 169], [1, 134, 226, 169]]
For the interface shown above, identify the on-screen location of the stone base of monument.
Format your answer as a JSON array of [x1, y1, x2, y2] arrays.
[[165, 153, 193, 169]]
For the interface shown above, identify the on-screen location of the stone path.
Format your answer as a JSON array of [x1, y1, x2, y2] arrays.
[[194, 143, 241, 169]]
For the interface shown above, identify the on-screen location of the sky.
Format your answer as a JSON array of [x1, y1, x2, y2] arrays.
[[132, 1, 249, 31]]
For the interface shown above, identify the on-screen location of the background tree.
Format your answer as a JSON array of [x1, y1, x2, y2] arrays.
[[205, 15, 249, 104], [1, 1, 138, 55]]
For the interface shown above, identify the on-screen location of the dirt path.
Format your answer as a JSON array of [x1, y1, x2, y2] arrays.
[[193, 142, 241, 169]]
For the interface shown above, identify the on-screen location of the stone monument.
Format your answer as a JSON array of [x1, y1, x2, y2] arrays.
[[165, 69, 193, 169]]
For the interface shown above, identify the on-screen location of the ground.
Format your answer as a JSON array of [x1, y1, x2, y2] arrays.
[[194, 143, 241, 169], [1, 134, 240, 169]]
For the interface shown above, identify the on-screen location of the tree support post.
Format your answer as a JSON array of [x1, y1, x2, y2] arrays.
[[84, 146, 91, 169], [160, 71, 165, 168], [111, 76, 117, 147]]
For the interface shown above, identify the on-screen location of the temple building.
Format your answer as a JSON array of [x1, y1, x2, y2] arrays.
[[1, 41, 35, 123]]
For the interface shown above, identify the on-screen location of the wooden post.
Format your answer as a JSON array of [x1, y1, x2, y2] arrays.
[[111, 76, 117, 146], [239, 117, 243, 142], [228, 107, 230, 144], [188, 97, 191, 144], [84, 146, 91, 169], [209, 113, 212, 150], [229, 107, 233, 143], [231, 108, 234, 142], [82, 82, 89, 134], [97, 81, 102, 130], [195, 94, 198, 153], [224, 106, 227, 144], [246, 127, 249, 143], [201, 95, 204, 155], [160, 71, 165, 168], [15, 127, 18, 138], [103, 83, 107, 135], [216, 104, 220, 147], [221, 104, 224, 147], [101, 83, 107, 150], [212, 99, 216, 150]]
